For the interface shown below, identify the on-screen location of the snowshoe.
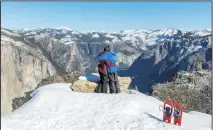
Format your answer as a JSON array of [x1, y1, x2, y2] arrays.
[[163, 100, 173, 123], [173, 102, 184, 126]]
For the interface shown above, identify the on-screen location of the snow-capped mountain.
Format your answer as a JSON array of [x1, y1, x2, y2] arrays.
[[14, 27, 212, 71], [1, 27, 211, 114]]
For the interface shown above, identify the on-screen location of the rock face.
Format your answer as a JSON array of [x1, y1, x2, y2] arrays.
[[15, 28, 211, 93], [124, 32, 211, 92], [1, 29, 57, 114], [15, 28, 211, 74], [72, 76, 131, 93], [36, 71, 82, 88], [72, 80, 98, 93]]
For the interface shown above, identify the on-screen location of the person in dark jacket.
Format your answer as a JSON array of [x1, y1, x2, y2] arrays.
[[97, 48, 115, 93], [97, 44, 120, 94]]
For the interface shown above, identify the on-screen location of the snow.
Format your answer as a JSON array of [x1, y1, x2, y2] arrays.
[[105, 40, 111, 44], [1, 35, 26, 48], [56, 27, 72, 31], [63, 41, 75, 45], [194, 30, 211, 37], [62, 30, 69, 34], [64, 35, 71, 38], [1, 28, 20, 37], [92, 34, 100, 38], [71, 31, 80, 35], [194, 45, 203, 51], [18, 28, 30, 31], [34, 33, 49, 40], [1, 82, 211, 130], [120, 30, 150, 44], [206, 28, 211, 32], [25, 31, 37, 36], [187, 44, 203, 53], [195, 32, 209, 36], [180, 49, 184, 55], [188, 111, 211, 117], [5, 28, 210, 52], [1, 35, 14, 45], [112, 37, 121, 43], [121, 35, 134, 41], [120, 29, 151, 35], [158, 28, 179, 37], [105, 34, 116, 39], [139, 44, 148, 50], [59, 37, 72, 43]]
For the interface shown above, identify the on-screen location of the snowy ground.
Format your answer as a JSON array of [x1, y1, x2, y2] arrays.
[[1, 83, 211, 130]]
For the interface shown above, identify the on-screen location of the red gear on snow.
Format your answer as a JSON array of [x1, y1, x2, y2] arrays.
[[163, 100, 173, 123], [173, 102, 184, 126]]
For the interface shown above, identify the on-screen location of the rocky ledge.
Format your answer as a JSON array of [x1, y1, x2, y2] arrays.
[[71, 73, 132, 93]]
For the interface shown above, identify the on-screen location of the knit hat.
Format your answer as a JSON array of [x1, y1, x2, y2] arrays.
[[106, 44, 113, 50]]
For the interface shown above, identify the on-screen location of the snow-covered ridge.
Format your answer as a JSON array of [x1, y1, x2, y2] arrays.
[[55, 26, 72, 31], [12, 27, 211, 50], [16, 28, 211, 38], [1, 27, 211, 74], [1, 28, 49, 60], [1, 83, 211, 130], [1, 28, 21, 37], [13, 28, 211, 48]]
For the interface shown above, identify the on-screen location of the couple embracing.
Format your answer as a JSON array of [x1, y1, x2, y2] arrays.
[[96, 44, 120, 94]]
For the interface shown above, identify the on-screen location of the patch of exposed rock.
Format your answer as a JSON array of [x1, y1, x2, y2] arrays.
[[36, 71, 82, 89], [72, 76, 131, 93], [1, 29, 57, 114]]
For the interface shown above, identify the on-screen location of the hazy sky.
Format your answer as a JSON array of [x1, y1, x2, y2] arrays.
[[2, 2, 211, 32]]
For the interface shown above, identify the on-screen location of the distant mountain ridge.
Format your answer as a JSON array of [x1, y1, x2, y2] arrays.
[[1, 27, 211, 114]]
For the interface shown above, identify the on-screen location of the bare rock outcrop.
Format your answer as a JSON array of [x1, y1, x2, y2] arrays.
[[1, 29, 57, 114], [72, 76, 131, 93], [37, 71, 82, 88]]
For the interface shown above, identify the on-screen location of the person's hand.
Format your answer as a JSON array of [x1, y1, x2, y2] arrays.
[[94, 67, 99, 73]]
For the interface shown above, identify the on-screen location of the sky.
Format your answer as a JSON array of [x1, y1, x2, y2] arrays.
[[2, 2, 211, 32]]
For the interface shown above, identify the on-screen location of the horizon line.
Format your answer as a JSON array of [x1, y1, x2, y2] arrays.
[[1, 27, 212, 33]]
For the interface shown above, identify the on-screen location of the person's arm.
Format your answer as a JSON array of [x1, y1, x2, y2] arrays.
[[104, 60, 115, 67], [98, 51, 104, 56], [97, 52, 108, 61], [94, 64, 100, 73], [96, 51, 105, 61]]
